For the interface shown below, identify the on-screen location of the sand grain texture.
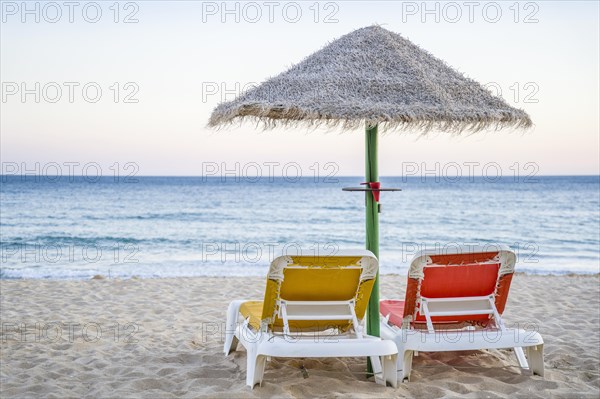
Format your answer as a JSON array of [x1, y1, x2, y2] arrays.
[[1, 275, 599, 398]]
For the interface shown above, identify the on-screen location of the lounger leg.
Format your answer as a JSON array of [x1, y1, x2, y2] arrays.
[[527, 344, 544, 377], [396, 346, 404, 371], [246, 345, 267, 388], [224, 300, 244, 355], [382, 354, 398, 388], [401, 350, 414, 382], [370, 355, 398, 387], [369, 356, 384, 385], [514, 347, 529, 369], [394, 339, 407, 377]]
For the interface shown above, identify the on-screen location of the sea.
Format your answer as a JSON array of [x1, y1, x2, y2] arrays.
[[1, 175, 599, 279]]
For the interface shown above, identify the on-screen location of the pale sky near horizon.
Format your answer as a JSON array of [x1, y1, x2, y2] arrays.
[[1, 1, 598, 177]]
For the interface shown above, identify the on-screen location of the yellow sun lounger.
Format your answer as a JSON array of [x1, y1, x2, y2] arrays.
[[224, 250, 398, 388]]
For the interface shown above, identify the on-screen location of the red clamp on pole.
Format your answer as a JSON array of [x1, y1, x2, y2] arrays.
[[361, 182, 381, 202]]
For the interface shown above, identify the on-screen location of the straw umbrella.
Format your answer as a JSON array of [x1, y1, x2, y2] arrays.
[[208, 25, 531, 345]]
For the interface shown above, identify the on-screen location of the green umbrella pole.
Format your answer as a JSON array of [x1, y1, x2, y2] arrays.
[[365, 123, 380, 374]]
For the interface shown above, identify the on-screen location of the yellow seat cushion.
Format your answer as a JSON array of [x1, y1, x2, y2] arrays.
[[240, 300, 263, 330], [239, 256, 377, 332]]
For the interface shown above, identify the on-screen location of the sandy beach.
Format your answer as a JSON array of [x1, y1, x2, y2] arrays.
[[1, 274, 598, 398]]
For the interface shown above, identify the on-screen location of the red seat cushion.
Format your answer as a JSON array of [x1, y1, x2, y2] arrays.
[[380, 300, 405, 328], [381, 262, 514, 327], [414, 263, 499, 324], [420, 263, 499, 298]]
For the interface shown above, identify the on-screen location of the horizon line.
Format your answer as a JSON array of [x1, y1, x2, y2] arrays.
[[1, 174, 599, 178]]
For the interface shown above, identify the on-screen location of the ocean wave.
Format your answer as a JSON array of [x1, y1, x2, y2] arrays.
[[1, 176, 598, 279], [2, 260, 598, 280], [0, 235, 192, 247]]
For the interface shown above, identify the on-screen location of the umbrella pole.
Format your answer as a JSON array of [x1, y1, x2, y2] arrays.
[[365, 123, 380, 374]]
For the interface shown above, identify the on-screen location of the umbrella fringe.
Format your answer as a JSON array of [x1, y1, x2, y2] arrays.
[[208, 108, 532, 135]]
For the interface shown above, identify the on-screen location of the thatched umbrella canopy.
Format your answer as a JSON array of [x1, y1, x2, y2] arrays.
[[209, 25, 531, 133], [208, 25, 531, 355]]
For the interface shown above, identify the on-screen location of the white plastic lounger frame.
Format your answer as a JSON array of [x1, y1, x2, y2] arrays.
[[224, 250, 398, 388], [380, 244, 544, 382]]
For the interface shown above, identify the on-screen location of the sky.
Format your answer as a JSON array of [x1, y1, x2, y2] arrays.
[[1, 1, 599, 177]]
